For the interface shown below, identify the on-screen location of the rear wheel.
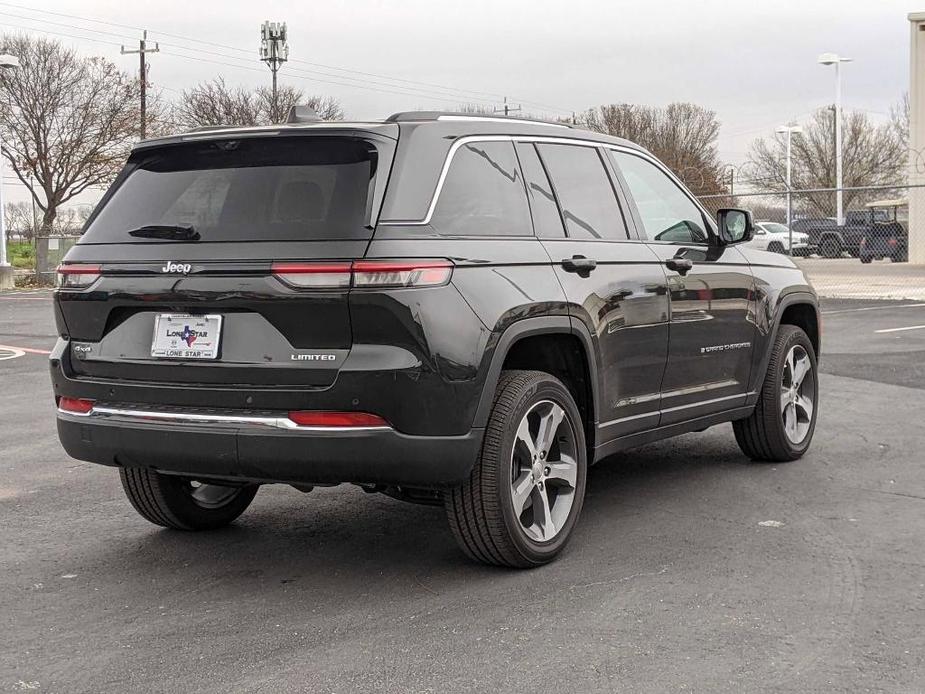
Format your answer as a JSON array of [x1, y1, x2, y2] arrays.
[[120, 467, 258, 530], [860, 254, 873, 264], [445, 370, 587, 568], [734, 325, 818, 462], [820, 237, 841, 258]]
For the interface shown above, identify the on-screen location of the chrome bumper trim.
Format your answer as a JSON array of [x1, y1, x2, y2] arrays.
[[57, 406, 391, 432]]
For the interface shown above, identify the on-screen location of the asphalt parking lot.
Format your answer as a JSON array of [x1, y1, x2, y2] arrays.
[[2, 290, 924, 693]]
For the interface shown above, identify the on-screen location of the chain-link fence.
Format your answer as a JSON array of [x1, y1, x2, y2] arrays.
[[33, 235, 80, 285], [698, 184, 925, 301]]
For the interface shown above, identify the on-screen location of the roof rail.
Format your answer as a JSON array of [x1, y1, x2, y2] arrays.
[[185, 124, 235, 133], [385, 111, 571, 128]]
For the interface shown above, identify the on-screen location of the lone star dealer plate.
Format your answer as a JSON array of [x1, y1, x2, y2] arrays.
[[151, 314, 223, 360]]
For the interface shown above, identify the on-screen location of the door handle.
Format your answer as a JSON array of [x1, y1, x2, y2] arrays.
[[561, 255, 597, 275], [665, 258, 694, 276]]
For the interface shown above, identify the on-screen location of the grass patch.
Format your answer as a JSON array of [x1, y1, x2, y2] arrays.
[[6, 241, 34, 269]]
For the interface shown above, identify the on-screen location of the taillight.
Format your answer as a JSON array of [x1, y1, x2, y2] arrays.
[[58, 397, 95, 414], [56, 264, 101, 289], [271, 262, 352, 289], [888, 238, 898, 247], [287, 411, 389, 428], [353, 260, 453, 288], [271, 260, 453, 290]]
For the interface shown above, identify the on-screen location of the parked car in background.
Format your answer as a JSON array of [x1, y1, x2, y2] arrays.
[[791, 209, 887, 258], [747, 222, 811, 255], [859, 199, 908, 263]]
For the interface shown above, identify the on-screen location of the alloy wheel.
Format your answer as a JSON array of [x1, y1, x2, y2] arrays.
[[780, 345, 815, 444], [184, 480, 242, 509], [509, 400, 578, 543]]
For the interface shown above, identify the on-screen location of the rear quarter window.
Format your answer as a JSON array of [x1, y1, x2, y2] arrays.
[[81, 137, 376, 243], [429, 141, 532, 236]]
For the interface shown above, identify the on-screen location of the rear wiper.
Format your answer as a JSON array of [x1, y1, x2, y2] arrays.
[[127, 224, 200, 241]]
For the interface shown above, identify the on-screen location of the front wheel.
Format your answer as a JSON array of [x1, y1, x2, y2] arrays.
[[860, 255, 873, 264], [734, 325, 818, 462], [767, 241, 785, 254], [120, 467, 258, 530], [445, 370, 587, 568]]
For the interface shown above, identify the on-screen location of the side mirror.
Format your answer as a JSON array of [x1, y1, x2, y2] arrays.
[[716, 208, 754, 245]]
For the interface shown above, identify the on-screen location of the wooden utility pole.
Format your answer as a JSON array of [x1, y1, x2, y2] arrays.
[[121, 31, 159, 139]]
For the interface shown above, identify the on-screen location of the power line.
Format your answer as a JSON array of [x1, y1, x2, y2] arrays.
[[0, 2, 573, 114], [0, 13, 505, 108]]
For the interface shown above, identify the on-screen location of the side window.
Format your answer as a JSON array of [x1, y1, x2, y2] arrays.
[[514, 142, 565, 238], [610, 151, 709, 244], [431, 141, 532, 236], [536, 144, 627, 240]]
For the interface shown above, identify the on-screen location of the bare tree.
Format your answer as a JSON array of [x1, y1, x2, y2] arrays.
[[176, 78, 344, 128], [0, 34, 141, 232], [4, 201, 33, 240], [581, 103, 726, 194], [891, 92, 910, 151], [748, 107, 905, 215]]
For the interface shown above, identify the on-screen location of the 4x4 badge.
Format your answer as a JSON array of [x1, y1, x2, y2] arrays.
[[161, 261, 192, 274]]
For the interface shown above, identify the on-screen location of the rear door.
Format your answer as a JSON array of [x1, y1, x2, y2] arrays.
[[58, 133, 392, 389], [609, 150, 756, 424], [527, 141, 670, 441]]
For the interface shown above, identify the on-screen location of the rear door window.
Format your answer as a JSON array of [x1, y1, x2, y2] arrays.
[[430, 141, 532, 236], [81, 137, 375, 243], [536, 144, 627, 240], [515, 143, 565, 238]]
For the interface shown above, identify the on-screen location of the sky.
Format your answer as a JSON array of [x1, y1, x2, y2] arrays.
[[0, 0, 919, 205]]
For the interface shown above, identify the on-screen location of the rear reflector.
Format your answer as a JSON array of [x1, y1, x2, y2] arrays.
[[56, 264, 101, 289], [271, 260, 453, 290], [58, 397, 95, 414], [287, 411, 389, 428]]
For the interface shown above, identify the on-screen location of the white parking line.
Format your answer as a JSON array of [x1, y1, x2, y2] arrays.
[[823, 303, 925, 315], [874, 325, 925, 334], [0, 344, 51, 355]]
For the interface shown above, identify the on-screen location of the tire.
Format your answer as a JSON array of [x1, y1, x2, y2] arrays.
[[445, 370, 588, 568], [820, 237, 841, 258], [767, 242, 785, 254], [860, 255, 873, 264], [120, 467, 258, 530], [733, 325, 818, 462]]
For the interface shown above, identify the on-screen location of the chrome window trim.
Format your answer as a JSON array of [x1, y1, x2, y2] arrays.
[[377, 134, 709, 230], [57, 405, 391, 432]]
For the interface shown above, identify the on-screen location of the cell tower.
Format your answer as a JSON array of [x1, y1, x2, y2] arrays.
[[260, 21, 290, 122]]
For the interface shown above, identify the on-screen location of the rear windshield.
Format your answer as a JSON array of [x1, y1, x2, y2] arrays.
[[81, 137, 375, 243]]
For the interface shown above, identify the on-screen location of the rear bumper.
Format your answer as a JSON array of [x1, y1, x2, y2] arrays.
[[57, 407, 483, 488]]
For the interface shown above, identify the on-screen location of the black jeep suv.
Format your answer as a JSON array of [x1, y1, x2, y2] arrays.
[[51, 110, 821, 567]]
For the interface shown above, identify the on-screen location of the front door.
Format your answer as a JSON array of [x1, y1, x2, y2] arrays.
[[609, 150, 756, 425], [518, 142, 670, 443]]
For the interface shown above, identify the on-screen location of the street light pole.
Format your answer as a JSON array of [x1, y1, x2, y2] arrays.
[[0, 53, 19, 290], [819, 53, 852, 227], [777, 124, 803, 255]]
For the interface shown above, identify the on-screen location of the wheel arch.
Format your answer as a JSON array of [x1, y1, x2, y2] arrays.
[[472, 317, 599, 447], [749, 291, 821, 398]]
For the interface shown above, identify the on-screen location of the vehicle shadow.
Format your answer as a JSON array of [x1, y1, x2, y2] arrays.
[[76, 427, 759, 598]]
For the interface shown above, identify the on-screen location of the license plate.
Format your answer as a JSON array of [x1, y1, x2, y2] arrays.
[[151, 314, 222, 360]]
